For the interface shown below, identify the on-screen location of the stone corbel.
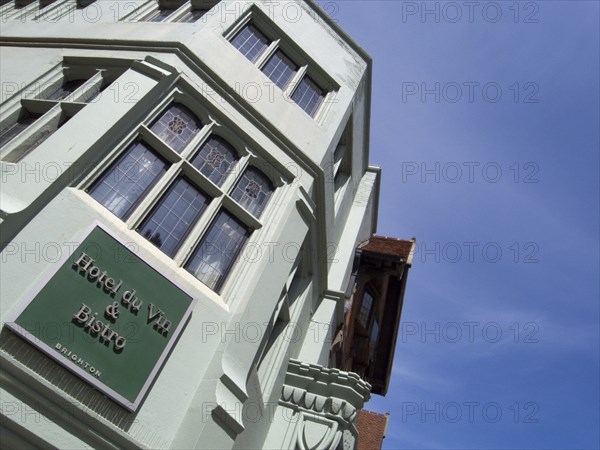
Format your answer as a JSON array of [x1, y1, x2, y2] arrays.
[[280, 360, 371, 450], [210, 354, 250, 438]]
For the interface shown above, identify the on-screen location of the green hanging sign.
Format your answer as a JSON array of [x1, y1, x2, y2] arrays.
[[6, 223, 196, 412]]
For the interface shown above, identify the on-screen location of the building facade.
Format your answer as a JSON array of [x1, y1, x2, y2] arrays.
[[0, 1, 414, 449]]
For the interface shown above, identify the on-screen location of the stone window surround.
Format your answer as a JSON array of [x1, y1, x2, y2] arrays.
[[224, 5, 339, 122], [82, 88, 288, 295], [0, 0, 95, 21], [124, 0, 220, 24], [0, 61, 120, 163]]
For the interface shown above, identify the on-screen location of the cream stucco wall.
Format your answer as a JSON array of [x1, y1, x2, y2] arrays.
[[0, 1, 379, 448]]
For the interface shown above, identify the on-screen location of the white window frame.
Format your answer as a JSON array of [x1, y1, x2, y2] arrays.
[[225, 6, 339, 122], [82, 87, 292, 297], [124, 0, 219, 23]]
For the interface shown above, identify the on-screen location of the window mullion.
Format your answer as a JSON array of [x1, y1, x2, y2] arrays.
[[13, 1, 39, 20], [139, 125, 184, 164], [223, 153, 251, 193], [164, 1, 191, 22], [125, 1, 157, 22], [221, 195, 261, 230], [180, 121, 214, 161], [0, 103, 61, 161], [60, 102, 86, 116], [33, 0, 69, 21], [173, 196, 223, 266], [255, 40, 280, 70], [69, 71, 105, 103], [20, 99, 60, 114], [125, 162, 182, 230], [285, 65, 308, 99], [0, 2, 15, 18], [180, 160, 222, 198]]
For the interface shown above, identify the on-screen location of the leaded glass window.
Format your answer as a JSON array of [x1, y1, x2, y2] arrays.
[[191, 136, 238, 186], [138, 177, 209, 257], [150, 104, 202, 153], [85, 87, 282, 294], [89, 142, 167, 219], [231, 24, 270, 63], [231, 167, 273, 217], [292, 76, 325, 117], [186, 210, 249, 291], [357, 290, 374, 329], [369, 320, 380, 360], [262, 50, 298, 90]]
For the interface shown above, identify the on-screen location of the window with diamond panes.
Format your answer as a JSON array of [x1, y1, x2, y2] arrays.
[[185, 210, 250, 291], [150, 103, 202, 153], [231, 24, 271, 63], [231, 167, 274, 217], [89, 141, 168, 220], [191, 136, 238, 187], [138, 177, 210, 257]]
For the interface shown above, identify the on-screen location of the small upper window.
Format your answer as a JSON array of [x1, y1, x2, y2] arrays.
[[176, 8, 208, 22], [0, 109, 73, 163], [0, 112, 41, 149], [191, 136, 238, 187], [357, 290, 374, 329], [0, 62, 124, 163], [13, 0, 33, 8], [231, 24, 271, 63], [261, 50, 298, 90], [89, 142, 167, 219], [231, 167, 274, 217], [228, 20, 331, 119], [141, 7, 176, 22], [150, 104, 202, 153], [369, 320, 380, 360], [292, 76, 325, 117], [46, 79, 87, 101]]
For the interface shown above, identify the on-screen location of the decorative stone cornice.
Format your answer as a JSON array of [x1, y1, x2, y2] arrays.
[[279, 359, 371, 450], [284, 360, 371, 407]]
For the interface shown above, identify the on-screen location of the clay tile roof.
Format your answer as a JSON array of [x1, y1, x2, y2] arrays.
[[356, 409, 389, 450], [358, 236, 416, 264]]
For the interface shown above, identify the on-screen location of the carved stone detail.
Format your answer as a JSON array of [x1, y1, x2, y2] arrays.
[[279, 359, 371, 450]]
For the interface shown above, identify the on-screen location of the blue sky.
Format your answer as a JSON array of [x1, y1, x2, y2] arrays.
[[334, 1, 599, 448]]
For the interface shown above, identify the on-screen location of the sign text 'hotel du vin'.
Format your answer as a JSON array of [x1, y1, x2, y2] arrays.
[[6, 224, 196, 412]]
